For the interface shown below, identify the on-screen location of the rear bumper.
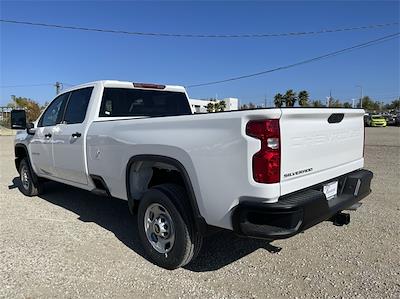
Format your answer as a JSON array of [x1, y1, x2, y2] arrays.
[[232, 169, 373, 240]]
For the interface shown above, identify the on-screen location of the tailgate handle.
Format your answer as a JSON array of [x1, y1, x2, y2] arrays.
[[328, 113, 344, 124]]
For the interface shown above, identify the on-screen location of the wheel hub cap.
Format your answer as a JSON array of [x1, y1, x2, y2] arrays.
[[144, 203, 175, 254]]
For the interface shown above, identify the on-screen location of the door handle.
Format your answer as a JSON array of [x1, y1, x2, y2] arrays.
[[72, 132, 82, 138], [44, 133, 52, 138]]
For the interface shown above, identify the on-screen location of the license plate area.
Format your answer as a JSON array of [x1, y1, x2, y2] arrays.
[[323, 181, 338, 200]]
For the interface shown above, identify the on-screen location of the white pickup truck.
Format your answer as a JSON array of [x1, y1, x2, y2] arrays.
[[11, 80, 373, 269]]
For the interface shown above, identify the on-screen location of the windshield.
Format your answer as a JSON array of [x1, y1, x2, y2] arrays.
[[371, 116, 384, 120], [99, 88, 192, 117]]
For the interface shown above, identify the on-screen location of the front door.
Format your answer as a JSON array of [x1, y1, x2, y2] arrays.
[[30, 92, 69, 176]]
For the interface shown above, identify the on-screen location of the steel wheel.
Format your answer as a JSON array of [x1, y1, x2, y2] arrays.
[[18, 158, 43, 197], [20, 163, 30, 191], [137, 184, 203, 269], [144, 203, 175, 254]]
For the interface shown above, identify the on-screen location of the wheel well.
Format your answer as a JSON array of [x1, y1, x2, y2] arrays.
[[128, 160, 185, 200], [126, 155, 207, 234], [15, 145, 28, 172]]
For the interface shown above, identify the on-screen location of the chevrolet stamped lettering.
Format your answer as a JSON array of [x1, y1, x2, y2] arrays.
[[290, 128, 362, 148]]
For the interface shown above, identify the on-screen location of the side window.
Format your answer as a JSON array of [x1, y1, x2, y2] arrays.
[[39, 93, 69, 127], [63, 87, 93, 124]]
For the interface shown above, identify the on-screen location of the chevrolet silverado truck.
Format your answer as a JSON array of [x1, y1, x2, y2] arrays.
[[11, 80, 373, 269]]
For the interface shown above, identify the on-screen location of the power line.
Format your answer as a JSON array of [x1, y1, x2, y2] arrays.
[[187, 32, 399, 88], [0, 19, 398, 38], [0, 82, 72, 89], [0, 83, 53, 88]]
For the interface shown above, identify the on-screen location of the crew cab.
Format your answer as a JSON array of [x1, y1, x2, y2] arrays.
[[11, 80, 373, 269]]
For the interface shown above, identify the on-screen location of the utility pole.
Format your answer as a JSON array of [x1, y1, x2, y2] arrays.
[[326, 90, 332, 107], [54, 82, 63, 95], [264, 94, 267, 108], [356, 85, 363, 108]]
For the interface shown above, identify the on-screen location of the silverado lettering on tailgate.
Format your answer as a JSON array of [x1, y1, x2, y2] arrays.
[[284, 168, 313, 178]]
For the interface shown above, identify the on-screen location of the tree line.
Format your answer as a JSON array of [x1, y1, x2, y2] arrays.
[[0, 96, 44, 128], [1, 93, 399, 129], [203, 99, 227, 112], [240, 89, 399, 111], [272, 89, 355, 108], [273, 89, 309, 107]]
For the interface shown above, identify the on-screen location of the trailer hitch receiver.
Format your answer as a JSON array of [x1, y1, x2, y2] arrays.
[[330, 212, 350, 226]]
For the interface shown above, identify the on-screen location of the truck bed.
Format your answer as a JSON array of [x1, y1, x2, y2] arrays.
[[87, 108, 365, 229]]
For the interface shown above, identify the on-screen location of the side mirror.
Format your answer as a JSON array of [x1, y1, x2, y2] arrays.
[[10, 109, 27, 129]]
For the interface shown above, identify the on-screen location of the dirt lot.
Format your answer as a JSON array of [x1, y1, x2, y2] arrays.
[[1, 127, 399, 298]]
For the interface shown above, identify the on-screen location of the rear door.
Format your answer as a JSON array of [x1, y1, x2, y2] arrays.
[[279, 108, 365, 195], [52, 87, 93, 185], [30, 93, 69, 176]]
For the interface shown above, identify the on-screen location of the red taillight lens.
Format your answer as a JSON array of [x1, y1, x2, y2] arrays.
[[246, 119, 280, 183]]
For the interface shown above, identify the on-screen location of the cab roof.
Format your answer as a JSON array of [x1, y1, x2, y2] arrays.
[[64, 80, 187, 93]]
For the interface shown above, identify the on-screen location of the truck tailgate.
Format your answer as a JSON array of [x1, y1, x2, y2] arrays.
[[279, 108, 365, 195]]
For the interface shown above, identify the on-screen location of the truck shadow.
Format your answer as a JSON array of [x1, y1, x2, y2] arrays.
[[10, 178, 281, 272]]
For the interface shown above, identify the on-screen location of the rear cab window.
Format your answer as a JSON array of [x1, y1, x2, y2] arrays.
[[99, 88, 192, 117], [63, 87, 93, 124]]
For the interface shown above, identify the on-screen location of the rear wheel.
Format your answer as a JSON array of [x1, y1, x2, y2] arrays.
[[18, 158, 43, 196], [137, 183, 202, 269]]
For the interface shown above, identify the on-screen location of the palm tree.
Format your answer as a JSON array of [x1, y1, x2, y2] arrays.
[[274, 93, 284, 107], [216, 100, 226, 112], [284, 89, 297, 107], [298, 90, 309, 107], [206, 102, 214, 113]]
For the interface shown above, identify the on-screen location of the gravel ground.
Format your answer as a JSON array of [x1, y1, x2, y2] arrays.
[[1, 127, 399, 298], [0, 126, 15, 136]]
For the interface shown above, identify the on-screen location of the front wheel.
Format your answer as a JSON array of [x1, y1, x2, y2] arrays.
[[18, 158, 43, 196], [137, 184, 202, 269]]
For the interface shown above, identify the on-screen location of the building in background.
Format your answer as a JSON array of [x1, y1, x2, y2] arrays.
[[0, 107, 12, 121], [223, 98, 239, 111], [189, 98, 239, 113]]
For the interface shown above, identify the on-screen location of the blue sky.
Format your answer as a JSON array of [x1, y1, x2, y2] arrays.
[[1, 1, 399, 106]]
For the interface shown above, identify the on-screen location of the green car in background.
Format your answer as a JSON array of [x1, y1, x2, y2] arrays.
[[366, 115, 387, 127]]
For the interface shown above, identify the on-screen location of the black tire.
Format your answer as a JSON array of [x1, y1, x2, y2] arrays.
[[18, 158, 43, 196], [137, 183, 203, 269]]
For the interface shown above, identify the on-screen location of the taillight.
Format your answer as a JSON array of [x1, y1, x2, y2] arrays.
[[246, 119, 281, 184]]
